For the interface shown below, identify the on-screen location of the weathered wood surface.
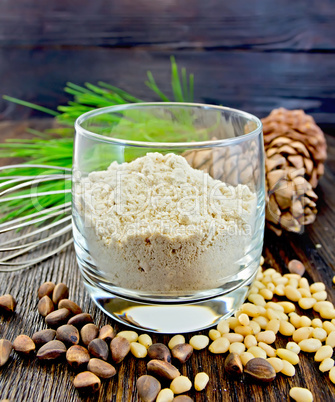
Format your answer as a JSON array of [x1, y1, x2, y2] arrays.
[[1, 48, 335, 126], [0, 0, 334, 124], [0, 0, 334, 49], [0, 120, 334, 401]]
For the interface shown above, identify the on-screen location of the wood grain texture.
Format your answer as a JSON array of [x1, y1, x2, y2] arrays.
[[1, 49, 335, 125], [0, 0, 334, 50], [0, 120, 334, 401]]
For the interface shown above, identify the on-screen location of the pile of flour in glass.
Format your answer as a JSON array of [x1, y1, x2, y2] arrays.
[[76, 152, 257, 294]]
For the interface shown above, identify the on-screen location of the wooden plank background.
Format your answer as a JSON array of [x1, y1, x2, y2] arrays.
[[0, 121, 334, 401], [0, 0, 334, 125]]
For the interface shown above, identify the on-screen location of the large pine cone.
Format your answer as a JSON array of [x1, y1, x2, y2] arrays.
[[262, 108, 327, 235]]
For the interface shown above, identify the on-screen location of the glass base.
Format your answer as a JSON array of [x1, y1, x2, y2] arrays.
[[84, 281, 250, 333]]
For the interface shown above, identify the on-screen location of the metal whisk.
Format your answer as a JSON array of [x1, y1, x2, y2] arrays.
[[0, 164, 73, 271]]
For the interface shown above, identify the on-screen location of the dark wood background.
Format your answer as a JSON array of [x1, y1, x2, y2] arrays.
[[0, 0, 335, 127]]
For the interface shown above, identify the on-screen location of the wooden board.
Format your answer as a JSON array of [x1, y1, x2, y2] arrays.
[[1, 48, 335, 125], [0, 120, 334, 401], [0, 0, 335, 124], [0, 0, 334, 49]]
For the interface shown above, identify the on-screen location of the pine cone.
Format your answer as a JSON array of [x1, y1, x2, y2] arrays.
[[262, 108, 327, 187], [262, 108, 327, 235]]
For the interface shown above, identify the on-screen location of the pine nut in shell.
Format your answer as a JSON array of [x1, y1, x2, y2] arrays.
[[98, 325, 114, 343], [58, 299, 82, 315], [0, 339, 12, 367], [168, 334, 185, 350], [37, 340, 66, 360], [289, 387, 313, 402], [147, 343, 171, 362], [244, 357, 276, 382], [37, 295, 54, 317], [171, 343, 193, 364], [13, 335, 35, 354], [66, 345, 90, 369], [87, 358, 116, 378], [73, 371, 101, 394], [194, 372, 209, 391], [136, 375, 161, 402], [56, 324, 80, 346], [45, 308, 71, 328], [110, 336, 131, 363], [32, 329, 56, 348], [81, 323, 99, 346], [88, 338, 109, 361], [288, 259, 305, 276], [38, 282, 55, 299], [68, 313, 93, 328], [170, 376, 192, 394], [0, 294, 16, 313], [52, 283, 69, 305], [147, 359, 180, 380]]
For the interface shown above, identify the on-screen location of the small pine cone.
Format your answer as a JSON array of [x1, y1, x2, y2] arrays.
[[262, 108, 326, 235], [262, 108, 327, 187]]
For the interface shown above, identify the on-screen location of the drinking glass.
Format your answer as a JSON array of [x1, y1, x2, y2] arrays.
[[72, 103, 265, 333]]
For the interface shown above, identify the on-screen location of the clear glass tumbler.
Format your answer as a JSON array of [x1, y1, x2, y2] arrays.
[[72, 103, 265, 333]]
